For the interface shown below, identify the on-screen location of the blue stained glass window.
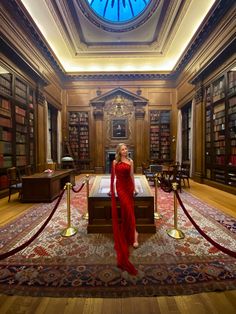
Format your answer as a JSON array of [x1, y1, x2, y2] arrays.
[[86, 0, 151, 23]]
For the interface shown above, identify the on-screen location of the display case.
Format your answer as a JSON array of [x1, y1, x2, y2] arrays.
[[149, 110, 171, 161]]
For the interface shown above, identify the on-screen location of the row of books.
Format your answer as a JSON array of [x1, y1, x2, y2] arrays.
[[16, 155, 27, 166], [15, 105, 26, 116], [0, 116, 12, 128], [0, 98, 11, 110], [16, 144, 26, 155], [15, 94, 27, 105], [229, 113, 236, 122], [230, 131, 236, 139], [16, 132, 26, 143], [0, 85, 11, 95], [0, 155, 12, 168], [0, 128, 12, 141], [214, 148, 225, 155], [15, 78, 27, 91], [213, 139, 225, 147], [0, 107, 11, 118], [15, 87, 27, 100], [0, 141, 12, 154], [0, 80, 11, 91], [215, 156, 225, 165], [15, 114, 25, 124], [231, 138, 236, 146], [214, 134, 225, 141], [228, 71, 236, 89], [213, 124, 225, 132], [231, 146, 236, 154], [229, 156, 236, 165], [16, 124, 27, 133]]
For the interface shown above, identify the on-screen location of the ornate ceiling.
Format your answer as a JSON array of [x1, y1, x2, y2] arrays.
[[19, 0, 218, 75]]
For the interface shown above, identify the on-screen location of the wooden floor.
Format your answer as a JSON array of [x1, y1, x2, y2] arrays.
[[0, 178, 236, 314]]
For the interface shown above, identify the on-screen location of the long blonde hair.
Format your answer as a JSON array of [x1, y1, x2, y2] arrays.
[[115, 143, 129, 163]]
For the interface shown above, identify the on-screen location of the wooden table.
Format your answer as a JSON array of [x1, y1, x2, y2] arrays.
[[88, 175, 155, 233], [22, 169, 74, 202]]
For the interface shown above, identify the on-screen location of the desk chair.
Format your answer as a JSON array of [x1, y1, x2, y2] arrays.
[[25, 165, 32, 176], [162, 164, 182, 192], [180, 162, 190, 188], [144, 164, 163, 183], [7, 167, 22, 202]]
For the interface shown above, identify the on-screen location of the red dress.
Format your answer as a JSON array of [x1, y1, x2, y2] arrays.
[[110, 161, 137, 275]]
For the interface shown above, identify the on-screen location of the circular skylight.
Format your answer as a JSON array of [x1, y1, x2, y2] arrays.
[[86, 0, 151, 23]]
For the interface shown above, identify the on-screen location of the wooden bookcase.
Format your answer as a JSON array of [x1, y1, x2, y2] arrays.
[[0, 65, 36, 196], [204, 68, 236, 187], [181, 103, 191, 162], [149, 110, 171, 162], [68, 111, 90, 171]]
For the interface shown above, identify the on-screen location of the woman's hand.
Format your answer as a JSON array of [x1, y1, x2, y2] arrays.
[[107, 191, 112, 197]]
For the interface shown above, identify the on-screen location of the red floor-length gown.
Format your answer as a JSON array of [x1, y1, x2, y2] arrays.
[[110, 161, 138, 275]]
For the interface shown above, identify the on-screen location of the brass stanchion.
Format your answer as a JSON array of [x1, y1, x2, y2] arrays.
[[154, 173, 162, 220], [166, 182, 185, 239], [61, 182, 78, 237], [83, 174, 89, 220]]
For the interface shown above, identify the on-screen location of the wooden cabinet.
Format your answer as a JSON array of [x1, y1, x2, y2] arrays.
[[68, 111, 90, 170], [149, 110, 171, 162], [204, 68, 236, 187]]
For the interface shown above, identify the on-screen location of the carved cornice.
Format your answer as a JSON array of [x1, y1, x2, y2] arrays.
[[66, 72, 176, 82]]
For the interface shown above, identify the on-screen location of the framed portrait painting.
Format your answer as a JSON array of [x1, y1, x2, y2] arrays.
[[111, 118, 128, 139]]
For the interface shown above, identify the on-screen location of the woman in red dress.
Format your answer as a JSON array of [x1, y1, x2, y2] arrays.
[[109, 143, 139, 275]]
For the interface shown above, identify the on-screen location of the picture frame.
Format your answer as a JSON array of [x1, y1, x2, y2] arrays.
[[111, 118, 128, 139]]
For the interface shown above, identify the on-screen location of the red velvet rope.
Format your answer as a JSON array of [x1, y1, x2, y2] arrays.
[[175, 190, 236, 258], [72, 181, 86, 193], [0, 188, 66, 261]]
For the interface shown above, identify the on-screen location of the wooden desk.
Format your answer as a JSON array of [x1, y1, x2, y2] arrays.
[[88, 175, 155, 233], [22, 169, 74, 202]]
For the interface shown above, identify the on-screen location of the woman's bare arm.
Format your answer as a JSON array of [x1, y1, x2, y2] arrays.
[[130, 159, 138, 195]]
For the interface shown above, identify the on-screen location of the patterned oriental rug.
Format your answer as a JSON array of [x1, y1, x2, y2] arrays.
[[0, 178, 235, 298]]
